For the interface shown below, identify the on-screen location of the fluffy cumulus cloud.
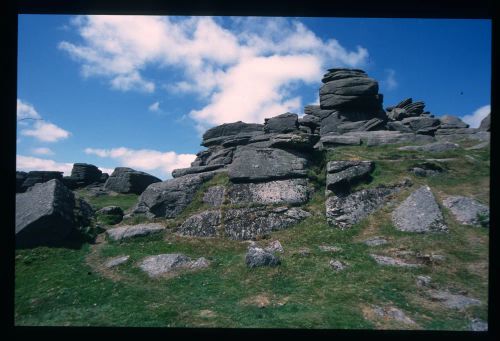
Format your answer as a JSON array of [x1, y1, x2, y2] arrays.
[[17, 98, 71, 142], [60, 15, 369, 129], [462, 105, 490, 128], [17, 155, 74, 175], [21, 121, 71, 142], [84, 147, 196, 178]]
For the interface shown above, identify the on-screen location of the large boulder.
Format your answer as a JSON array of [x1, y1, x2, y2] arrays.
[[478, 113, 490, 131], [201, 122, 264, 147], [223, 206, 310, 240], [263, 112, 299, 134], [104, 167, 161, 194], [392, 186, 448, 233], [138, 253, 209, 278], [70, 163, 103, 186], [442, 196, 489, 227], [227, 147, 309, 182], [131, 171, 218, 218], [326, 161, 374, 192], [16, 179, 75, 247], [20, 171, 63, 192], [227, 178, 311, 206], [245, 246, 281, 268], [438, 115, 469, 129], [106, 223, 165, 241], [326, 180, 410, 229]]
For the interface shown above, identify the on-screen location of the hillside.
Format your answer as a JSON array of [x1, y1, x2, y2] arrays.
[[15, 68, 490, 330]]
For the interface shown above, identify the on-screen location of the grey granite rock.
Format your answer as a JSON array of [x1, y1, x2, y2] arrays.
[[364, 237, 388, 247], [15, 179, 76, 247], [97, 206, 124, 216], [203, 185, 226, 207], [263, 112, 300, 134], [416, 275, 432, 287], [320, 76, 378, 96], [400, 116, 440, 134], [478, 113, 490, 131], [371, 305, 417, 325], [104, 167, 161, 194], [139, 253, 193, 277], [224, 206, 310, 240], [370, 254, 421, 267], [392, 186, 448, 233], [329, 259, 347, 271], [171, 164, 225, 178], [131, 171, 218, 218], [398, 142, 459, 152], [104, 255, 130, 268], [442, 196, 489, 227], [20, 171, 64, 192], [470, 318, 488, 331], [438, 115, 469, 129], [227, 178, 310, 206], [70, 163, 103, 187], [202, 121, 264, 141], [427, 289, 481, 310], [228, 147, 309, 182], [326, 160, 374, 192], [106, 223, 165, 241], [265, 240, 284, 253], [268, 133, 318, 150], [245, 247, 281, 268], [176, 210, 222, 237]]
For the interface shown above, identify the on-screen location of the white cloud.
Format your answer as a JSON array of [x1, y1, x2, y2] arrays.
[[462, 105, 490, 128], [16, 155, 73, 175], [60, 15, 369, 128], [17, 99, 41, 125], [21, 121, 71, 142], [148, 101, 160, 112], [84, 147, 196, 178], [31, 147, 54, 156], [382, 69, 398, 91], [98, 167, 115, 175]]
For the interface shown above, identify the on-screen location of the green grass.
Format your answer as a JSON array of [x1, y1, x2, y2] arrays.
[[15, 142, 489, 329], [75, 189, 139, 212]]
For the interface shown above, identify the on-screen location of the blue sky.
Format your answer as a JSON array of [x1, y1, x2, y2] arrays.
[[16, 15, 491, 179]]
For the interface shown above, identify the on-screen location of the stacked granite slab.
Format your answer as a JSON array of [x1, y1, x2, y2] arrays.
[[62, 163, 105, 189]]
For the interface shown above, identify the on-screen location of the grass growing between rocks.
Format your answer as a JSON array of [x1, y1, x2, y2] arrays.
[[75, 189, 139, 212], [15, 142, 489, 329]]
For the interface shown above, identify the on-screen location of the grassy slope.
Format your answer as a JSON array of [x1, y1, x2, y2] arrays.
[[15, 140, 489, 329]]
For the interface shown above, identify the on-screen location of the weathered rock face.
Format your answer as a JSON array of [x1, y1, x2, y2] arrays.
[[478, 113, 490, 131], [227, 147, 309, 182], [70, 163, 103, 185], [263, 112, 299, 134], [203, 185, 226, 207], [104, 167, 161, 194], [326, 161, 374, 193], [201, 122, 264, 147], [224, 206, 310, 240], [16, 179, 75, 247], [227, 178, 311, 206], [392, 186, 448, 233], [16, 171, 27, 193], [171, 164, 225, 178], [106, 223, 165, 241], [131, 171, 218, 218], [176, 210, 222, 237], [442, 196, 489, 227], [326, 181, 410, 229], [138, 253, 209, 277], [20, 171, 63, 192]]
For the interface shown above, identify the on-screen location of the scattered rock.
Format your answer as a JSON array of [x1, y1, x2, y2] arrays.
[[326, 180, 410, 229], [265, 240, 284, 253], [104, 167, 161, 194], [245, 246, 281, 268], [15, 179, 76, 247], [97, 206, 124, 216], [408, 161, 446, 177], [329, 259, 347, 271], [227, 178, 311, 206], [295, 247, 311, 256], [370, 254, 421, 267], [442, 196, 489, 227], [371, 305, 417, 325], [189, 257, 210, 270], [392, 186, 448, 233], [470, 318, 488, 331], [427, 289, 481, 310], [176, 210, 222, 237], [398, 141, 459, 152], [363, 237, 388, 246], [416, 275, 432, 287], [139, 253, 192, 277], [223, 206, 310, 240], [319, 245, 343, 252], [104, 255, 130, 268], [202, 185, 226, 207], [106, 223, 165, 241]]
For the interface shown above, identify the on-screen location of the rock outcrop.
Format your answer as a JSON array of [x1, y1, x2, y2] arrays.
[[15, 179, 92, 247], [18, 171, 63, 193], [104, 167, 161, 194], [478, 113, 490, 132]]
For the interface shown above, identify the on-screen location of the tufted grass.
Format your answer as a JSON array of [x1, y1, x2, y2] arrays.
[[15, 141, 489, 329]]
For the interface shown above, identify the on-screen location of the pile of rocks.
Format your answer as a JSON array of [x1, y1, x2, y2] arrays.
[[63, 163, 107, 189]]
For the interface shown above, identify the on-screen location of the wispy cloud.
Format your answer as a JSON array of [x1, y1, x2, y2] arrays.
[[382, 68, 398, 91], [21, 121, 71, 142], [60, 16, 369, 129], [17, 99, 41, 121], [16, 155, 74, 175], [148, 101, 160, 112], [31, 147, 54, 156], [84, 147, 196, 178], [462, 104, 490, 128]]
